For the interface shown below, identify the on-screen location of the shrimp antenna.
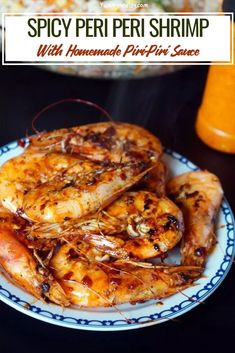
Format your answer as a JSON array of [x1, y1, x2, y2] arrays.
[[176, 288, 205, 305], [32, 98, 114, 134]]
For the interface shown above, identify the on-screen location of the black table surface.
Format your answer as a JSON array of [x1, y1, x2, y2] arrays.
[[0, 63, 234, 353]]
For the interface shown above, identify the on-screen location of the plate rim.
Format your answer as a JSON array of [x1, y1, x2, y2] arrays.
[[0, 140, 234, 331]]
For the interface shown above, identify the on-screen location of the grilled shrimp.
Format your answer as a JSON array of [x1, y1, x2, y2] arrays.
[[0, 207, 69, 305], [28, 122, 162, 164], [29, 191, 184, 260], [0, 151, 88, 214], [167, 171, 223, 266], [50, 243, 202, 307], [0, 123, 162, 222], [22, 162, 151, 223], [0, 150, 152, 223]]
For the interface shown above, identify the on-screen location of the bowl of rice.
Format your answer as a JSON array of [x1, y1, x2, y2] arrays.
[[0, 0, 221, 78]]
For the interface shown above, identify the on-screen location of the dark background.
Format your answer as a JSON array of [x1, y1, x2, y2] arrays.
[[0, 63, 234, 353]]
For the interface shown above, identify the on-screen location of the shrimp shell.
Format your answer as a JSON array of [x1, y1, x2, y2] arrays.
[[50, 243, 202, 307], [25, 191, 184, 261], [22, 163, 153, 223], [0, 207, 69, 306], [28, 122, 162, 164], [0, 151, 90, 215], [167, 171, 223, 266]]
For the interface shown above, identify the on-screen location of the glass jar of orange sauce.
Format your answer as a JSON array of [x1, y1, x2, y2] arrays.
[[196, 0, 235, 153]]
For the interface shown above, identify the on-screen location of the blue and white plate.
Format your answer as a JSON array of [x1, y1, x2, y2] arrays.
[[0, 141, 234, 331]]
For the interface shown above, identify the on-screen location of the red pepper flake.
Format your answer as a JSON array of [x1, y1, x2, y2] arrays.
[[18, 139, 26, 148], [120, 173, 127, 181], [136, 299, 147, 304], [81, 275, 93, 288], [110, 277, 122, 286], [128, 282, 138, 290], [156, 301, 164, 306], [63, 271, 73, 280]]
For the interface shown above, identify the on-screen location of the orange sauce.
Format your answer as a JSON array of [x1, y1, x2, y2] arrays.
[[196, 24, 235, 154]]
